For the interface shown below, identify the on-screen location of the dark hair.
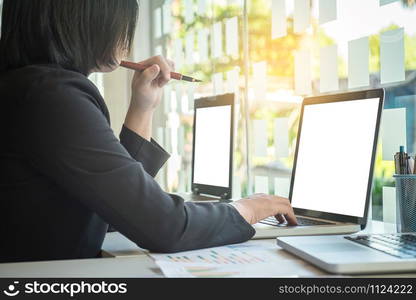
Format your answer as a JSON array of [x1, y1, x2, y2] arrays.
[[0, 0, 138, 75]]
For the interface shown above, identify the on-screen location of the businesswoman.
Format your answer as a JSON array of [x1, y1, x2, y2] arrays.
[[0, 0, 297, 263]]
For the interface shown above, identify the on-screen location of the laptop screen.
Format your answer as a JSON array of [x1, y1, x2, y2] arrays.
[[291, 97, 381, 218], [193, 104, 232, 188]]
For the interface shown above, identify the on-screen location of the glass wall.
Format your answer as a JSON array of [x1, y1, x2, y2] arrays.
[[152, 0, 416, 222]]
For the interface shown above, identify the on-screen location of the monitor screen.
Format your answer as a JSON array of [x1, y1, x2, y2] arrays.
[[291, 98, 381, 218], [193, 105, 232, 188]]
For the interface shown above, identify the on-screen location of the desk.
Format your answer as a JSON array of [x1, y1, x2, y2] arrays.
[[1, 221, 415, 278]]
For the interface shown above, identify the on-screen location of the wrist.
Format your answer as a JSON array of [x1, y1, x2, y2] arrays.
[[124, 107, 154, 141]]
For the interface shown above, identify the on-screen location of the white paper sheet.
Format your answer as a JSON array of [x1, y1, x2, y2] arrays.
[[380, 28, 405, 84], [319, 0, 337, 25], [184, 0, 194, 24], [320, 45, 339, 93], [382, 187, 396, 224], [381, 108, 407, 161], [253, 61, 267, 101], [348, 37, 369, 88], [162, 2, 172, 35], [294, 50, 312, 95], [274, 177, 291, 198], [274, 118, 289, 158], [226, 17, 239, 57], [255, 176, 269, 194], [253, 119, 268, 157], [294, 0, 310, 33], [271, 0, 287, 39], [154, 7, 162, 38], [198, 28, 209, 62], [213, 73, 224, 95], [211, 22, 223, 58], [185, 32, 195, 65]]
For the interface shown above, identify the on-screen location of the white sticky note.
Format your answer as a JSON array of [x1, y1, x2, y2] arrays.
[[380, 0, 399, 6], [381, 108, 407, 161], [226, 68, 239, 94], [253, 120, 268, 157], [213, 73, 224, 95], [211, 22, 223, 58], [383, 187, 396, 224], [319, 0, 337, 25], [162, 3, 172, 35], [294, 50, 311, 95], [253, 61, 267, 101], [294, 0, 310, 33], [271, 0, 287, 39], [198, 0, 207, 15], [185, 32, 195, 65], [255, 176, 269, 194], [274, 177, 290, 198], [348, 37, 369, 89], [274, 118, 289, 158], [174, 39, 184, 70], [154, 7, 162, 38], [233, 176, 242, 198], [320, 45, 339, 93], [226, 17, 239, 57], [380, 28, 405, 84], [188, 85, 195, 111], [184, 0, 194, 24], [198, 28, 209, 62]]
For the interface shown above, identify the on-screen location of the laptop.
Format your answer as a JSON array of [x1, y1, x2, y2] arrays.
[[277, 233, 416, 274], [253, 89, 384, 239], [180, 93, 234, 202]]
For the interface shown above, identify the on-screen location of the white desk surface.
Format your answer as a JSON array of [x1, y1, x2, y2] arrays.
[[1, 220, 415, 278]]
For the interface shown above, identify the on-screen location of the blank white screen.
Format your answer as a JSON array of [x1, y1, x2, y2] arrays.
[[291, 98, 380, 217], [193, 105, 231, 187]]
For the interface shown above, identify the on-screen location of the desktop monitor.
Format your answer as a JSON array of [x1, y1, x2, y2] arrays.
[[191, 93, 234, 199]]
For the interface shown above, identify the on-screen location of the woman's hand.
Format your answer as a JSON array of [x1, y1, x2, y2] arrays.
[[231, 194, 298, 225], [124, 56, 174, 140]]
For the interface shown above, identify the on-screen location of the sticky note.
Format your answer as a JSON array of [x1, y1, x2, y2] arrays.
[[348, 37, 369, 88], [319, 0, 337, 25], [226, 17, 239, 57], [253, 61, 267, 101], [174, 39, 184, 70], [198, 0, 207, 15], [162, 3, 172, 35], [198, 28, 209, 62], [271, 0, 287, 39], [294, 50, 311, 95], [213, 73, 224, 95], [253, 120, 268, 157], [382, 187, 396, 224], [185, 32, 195, 65], [255, 176, 269, 194], [184, 0, 194, 24], [294, 0, 310, 33], [320, 45, 339, 93], [381, 108, 407, 161], [226, 68, 239, 94], [211, 22, 223, 58], [233, 176, 242, 198], [380, 0, 399, 6], [380, 28, 405, 84], [153, 7, 162, 38], [274, 118, 289, 158], [274, 177, 291, 198], [177, 126, 185, 155]]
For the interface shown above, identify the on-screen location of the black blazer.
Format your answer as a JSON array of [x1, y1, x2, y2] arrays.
[[0, 64, 254, 263]]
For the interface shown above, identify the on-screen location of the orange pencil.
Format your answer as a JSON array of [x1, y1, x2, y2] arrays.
[[120, 60, 202, 82]]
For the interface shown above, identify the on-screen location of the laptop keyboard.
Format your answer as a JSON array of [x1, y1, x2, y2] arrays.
[[259, 216, 333, 227], [345, 234, 416, 259]]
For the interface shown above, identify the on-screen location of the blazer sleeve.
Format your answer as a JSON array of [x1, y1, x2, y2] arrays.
[[19, 76, 255, 253], [119, 125, 169, 177]]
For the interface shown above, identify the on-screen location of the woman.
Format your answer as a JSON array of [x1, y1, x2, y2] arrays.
[[0, 0, 297, 263]]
